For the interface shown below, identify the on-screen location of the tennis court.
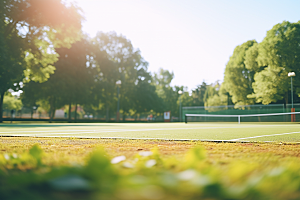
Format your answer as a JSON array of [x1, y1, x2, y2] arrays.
[[1, 122, 300, 142]]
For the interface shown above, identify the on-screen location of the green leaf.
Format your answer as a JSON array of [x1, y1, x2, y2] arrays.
[[29, 144, 43, 166]]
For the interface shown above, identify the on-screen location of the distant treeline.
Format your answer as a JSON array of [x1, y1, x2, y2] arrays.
[[2, 30, 218, 121], [1, 0, 299, 122], [0, 0, 226, 122]]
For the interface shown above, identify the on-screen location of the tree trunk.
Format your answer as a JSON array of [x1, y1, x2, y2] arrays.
[[0, 91, 4, 123], [74, 103, 78, 122], [52, 98, 56, 120], [106, 106, 109, 122], [51, 109, 55, 120], [122, 112, 126, 122], [31, 108, 33, 119], [49, 97, 56, 123], [49, 98, 53, 122], [68, 102, 72, 123]]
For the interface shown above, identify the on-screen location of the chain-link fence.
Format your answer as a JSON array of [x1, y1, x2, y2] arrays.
[[2, 107, 164, 122], [182, 104, 300, 120]]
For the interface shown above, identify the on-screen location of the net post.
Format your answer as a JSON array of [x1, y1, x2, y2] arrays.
[[238, 115, 240, 124], [291, 108, 295, 122], [185, 115, 187, 123]]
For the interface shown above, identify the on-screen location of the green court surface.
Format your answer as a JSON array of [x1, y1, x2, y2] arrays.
[[1, 122, 300, 142]]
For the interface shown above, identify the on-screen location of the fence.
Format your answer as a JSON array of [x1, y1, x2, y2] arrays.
[[185, 112, 300, 124], [2, 107, 164, 122], [182, 103, 300, 121]]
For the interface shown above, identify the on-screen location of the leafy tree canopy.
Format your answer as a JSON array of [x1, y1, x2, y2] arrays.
[[0, 0, 82, 122], [3, 92, 23, 110], [249, 21, 300, 104], [223, 40, 257, 106]]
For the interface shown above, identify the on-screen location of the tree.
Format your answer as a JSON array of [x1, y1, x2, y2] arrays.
[[22, 39, 94, 121], [3, 92, 23, 111], [248, 67, 289, 104], [191, 81, 208, 106], [203, 82, 228, 112], [223, 40, 258, 106], [179, 92, 193, 107], [21, 81, 44, 118], [153, 68, 179, 116], [0, 0, 82, 122], [93, 32, 153, 120], [203, 82, 220, 105], [88, 45, 117, 121], [248, 21, 300, 105], [134, 78, 163, 114], [55, 39, 94, 121]]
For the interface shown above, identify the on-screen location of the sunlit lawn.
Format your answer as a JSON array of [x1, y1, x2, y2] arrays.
[[1, 122, 300, 142]]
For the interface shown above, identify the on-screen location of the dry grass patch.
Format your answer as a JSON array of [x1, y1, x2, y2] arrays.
[[1, 137, 300, 167]]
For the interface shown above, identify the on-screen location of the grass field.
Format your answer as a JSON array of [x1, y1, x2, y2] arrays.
[[1, 122, 300, 142], [2, 122, 300, 199]]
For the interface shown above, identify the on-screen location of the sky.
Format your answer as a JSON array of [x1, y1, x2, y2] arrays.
[[67, 0, 300, 91]]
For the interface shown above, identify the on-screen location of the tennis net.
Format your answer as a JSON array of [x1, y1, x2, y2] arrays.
[[185, 112, 300, 124]]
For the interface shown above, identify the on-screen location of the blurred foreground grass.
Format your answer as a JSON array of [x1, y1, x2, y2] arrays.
[[1, 137, 300, 200]]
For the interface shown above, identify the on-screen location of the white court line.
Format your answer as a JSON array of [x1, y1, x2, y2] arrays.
[[0, 129, 97, 134], [0, 132, 97, 136], [0, 127, 219, 134], [1, 128, 209, 135], [229, 131, 300, 141], [0, 127, 218, 134]]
